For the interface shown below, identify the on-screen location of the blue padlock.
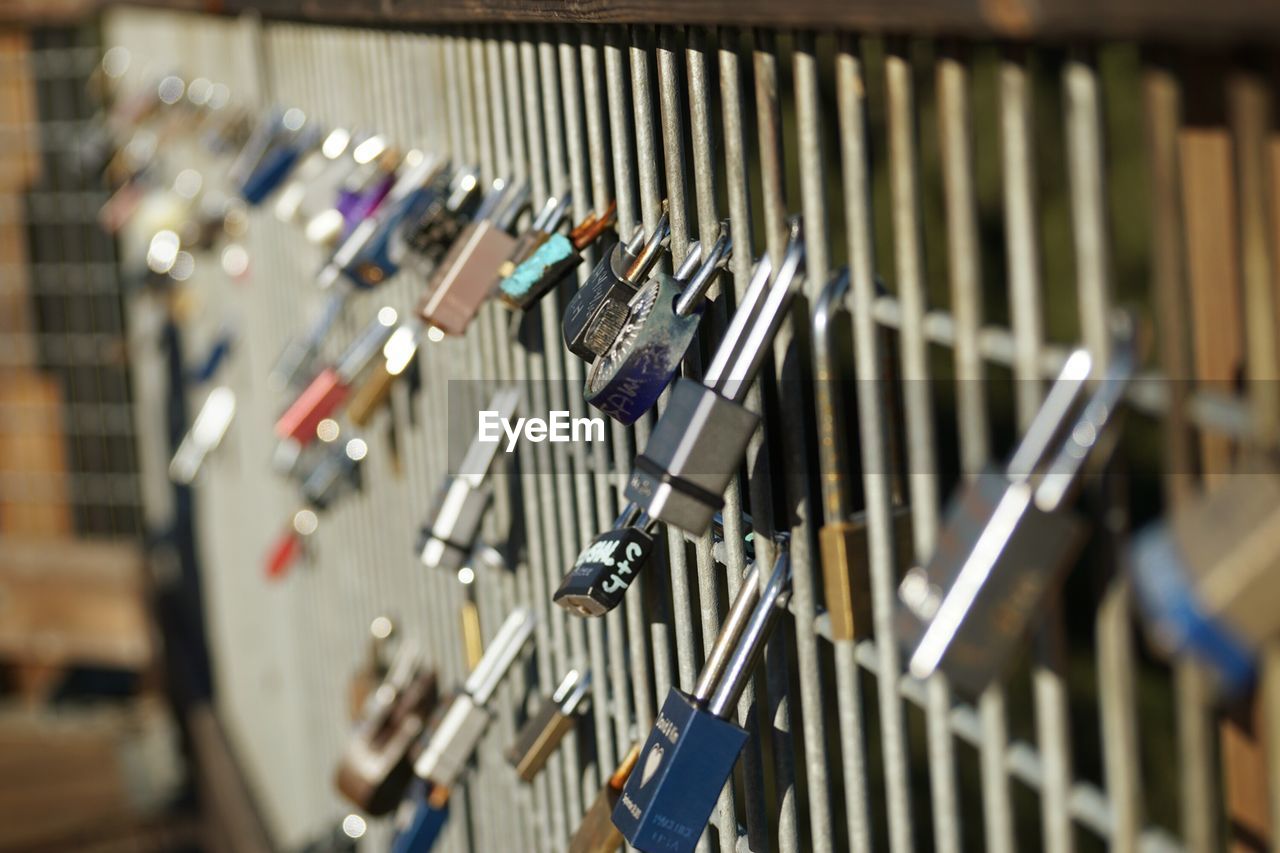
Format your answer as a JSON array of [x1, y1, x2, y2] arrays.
[[586, 225, 731, 425], [612, 549, 791, 852], [1129, 473, 1280, 694], [390, 781, 450, 853], [334, 154, 453, 289], [232, 109, 317, 206]]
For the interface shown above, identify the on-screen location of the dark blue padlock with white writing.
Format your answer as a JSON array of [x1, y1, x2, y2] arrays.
[[586, 225, 731, 425], [231, 109, 317, 206], [553, 503, 658, 617], [390, 780, 449, 853], [612, 549, 791, 852]]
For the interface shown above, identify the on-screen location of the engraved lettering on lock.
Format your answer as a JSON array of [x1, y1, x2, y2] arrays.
[[620, 792, 643, 820], [652, 815, 695, 840], [654, 712, 680, 744]]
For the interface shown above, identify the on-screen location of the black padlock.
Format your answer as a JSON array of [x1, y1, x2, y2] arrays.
[[553, 503, 658, 617]]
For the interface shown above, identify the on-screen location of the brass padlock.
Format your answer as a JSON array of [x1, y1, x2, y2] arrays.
[[569, 744, 641, 853], [506, 669, 591, 781]]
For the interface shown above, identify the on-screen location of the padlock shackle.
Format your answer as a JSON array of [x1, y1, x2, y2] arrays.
[[570, 201, 617, 249], [464, 606, 537, 705], [812, 269, 857, 518], [623, 212, 671, 284], [553, 669, 592, 713], [707, 550, 792, 717], [445, 166, 480, 212], [672, 241, 705, 284], [1005, 349, 1092, 483], [614, 501, 658, 534], [336, 307, 400, 382], [693, 561, 762, 703], [704, 217, 805, 402], [675, 222, 732, 317], [531, 193, 570, 233], [1033, 314, 1138, 511]]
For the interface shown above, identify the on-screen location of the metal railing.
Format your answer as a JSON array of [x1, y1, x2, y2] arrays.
[[101, 6, 1278, 852]]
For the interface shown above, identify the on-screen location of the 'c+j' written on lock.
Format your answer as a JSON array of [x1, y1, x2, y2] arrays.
[[477, 409, 606, 453]]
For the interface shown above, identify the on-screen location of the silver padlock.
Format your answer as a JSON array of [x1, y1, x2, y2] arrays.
[[412, 607, 537, 788], [169, 386, 236, 485], [897, 314, 1138, 694], [418, 387, 520, 572], [273, 126, 356, 226], [585, 225, 732, 425], [624, 217, 805, 535]]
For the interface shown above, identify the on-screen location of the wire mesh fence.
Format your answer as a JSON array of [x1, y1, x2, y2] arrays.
[[99, 6, 1279, 852]]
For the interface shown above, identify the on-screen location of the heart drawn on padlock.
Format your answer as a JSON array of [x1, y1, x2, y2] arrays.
[[640, 744, 664, 787]]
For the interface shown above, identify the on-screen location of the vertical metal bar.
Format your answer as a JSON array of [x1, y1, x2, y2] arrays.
[[937, 43, 1014, 853], [999, 48, 1076, 853], [717, 29, 770, 850], [684, 27, 744, 853], [1227, 67, 1280, 851], [751, 29, 800, 853], [1064, 52, 1142, 852], [791, 30, 836, 853], [884, 38, 962, 853]]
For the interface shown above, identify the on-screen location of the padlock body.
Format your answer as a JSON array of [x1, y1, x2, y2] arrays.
[[586, 274, 702, 425], [1129, 475, 1280, 692], [391, 782, 449, 853], [500, 233, 580, 309], [413, 694, 490, 788], [625, 379, 760, 535], [571, 785, 624, 853], [554, 526, 657, 617], [563, 242, 637, 362], [275, 367, 349, 444], [240, 145, 302, 205], [611, 690, 746, 853], [417, 222, 516, 335], [507, 701, 575, 781], [301, 446, 361, 509], [418, 478, 492, 571], [820, 507, 913, 642], [897, 468, 1086, 695], [343, 183, 443, 289]]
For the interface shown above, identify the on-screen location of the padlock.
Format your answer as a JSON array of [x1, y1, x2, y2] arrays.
[[415, 178, 529, 336], [336, 154, 453, 289], [586, 225, 732, 425], [812, 270, 914, 641], [347, 616, 396, 720], [300, 436, 367, 510], [315, 151, 448, 291], [413, 607, 537, 788], [553, 502, 659, 617], [335, 640, 439, 815], [897, 314, 1137, 694], [187, 325, 235, 385], [498, 200, 618, 310], [229, 108, 318, 206], [570, 744, 641, 853], [274, 126, 356, 225], [346, 321, 422, 429], [562, 211, 669, 363], [624, 217, 806, 535], [498, 193, 573, 281], [1130, 472, 1280, 693], [390, 781, 450, 853], [265, 508, 320, 580], [417, 387, 520, 571], [400, 167, 483, 266], [555, 506, 754, 618], [274, 307, 398, 446], [325, 135, 401, 241], [612, 552, 791, 852], [506, 669, 591, 781], [269, 289, 349, 395], [169, 386, 235, 485]]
